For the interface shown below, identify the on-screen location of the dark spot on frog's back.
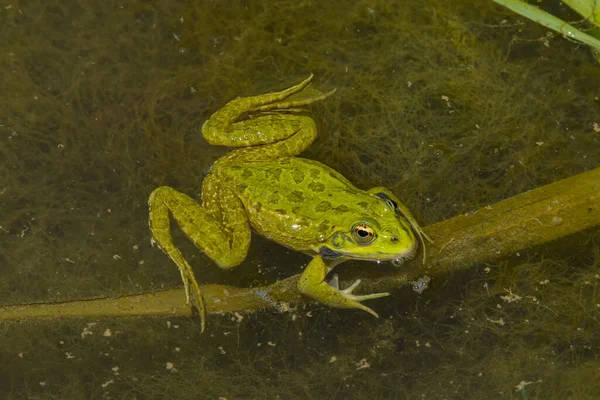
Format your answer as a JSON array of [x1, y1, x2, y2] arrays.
[[287, 190, 304, 203], [267, 193, 280, 205], [315, 201, 332, 212], [310, 168, 320, 178], [266, 168, 283, 181], [291, 169, 305, 184], [308, 181, 325, 192], [335, 205, 350, 213], [241, 169, 253, 179], [318, 219, 331, 232]]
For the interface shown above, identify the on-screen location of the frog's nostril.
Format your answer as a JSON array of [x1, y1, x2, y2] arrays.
[[391, 235, 398, 242]]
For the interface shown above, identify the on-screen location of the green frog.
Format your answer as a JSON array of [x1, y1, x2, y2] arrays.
[[148, 75, 430, 331]]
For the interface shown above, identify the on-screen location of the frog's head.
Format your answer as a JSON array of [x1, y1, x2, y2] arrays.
[[317, 194, 418, 266]]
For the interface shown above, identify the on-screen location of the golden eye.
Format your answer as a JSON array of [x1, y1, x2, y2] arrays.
[[352, 223, 375, 244]]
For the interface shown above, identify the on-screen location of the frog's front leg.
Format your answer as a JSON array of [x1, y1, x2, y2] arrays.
[[297, 256, 389, 317], [148, 185, 251, 332]]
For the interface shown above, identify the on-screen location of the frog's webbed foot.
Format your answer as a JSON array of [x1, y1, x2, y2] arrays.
[[249, 74, 337, 114], [176, 257, 207, 325], [328, 274, 389, 317], [298, 256, 389, 318], [149, 235, 207, 331]]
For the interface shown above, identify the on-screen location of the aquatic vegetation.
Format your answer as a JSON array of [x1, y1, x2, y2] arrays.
[[494, 0, 600, 57], [0, 0, 599, 398]]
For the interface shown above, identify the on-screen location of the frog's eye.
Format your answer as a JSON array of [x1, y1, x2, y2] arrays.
[[352, 223, 375, 245]]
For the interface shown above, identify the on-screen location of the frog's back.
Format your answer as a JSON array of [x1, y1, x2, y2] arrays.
[[216, 157, 375, 250], [223, 157, 353, 192]]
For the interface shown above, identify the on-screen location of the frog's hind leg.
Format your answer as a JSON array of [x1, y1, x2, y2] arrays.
[[201, 74, 336, 147], [148, 185, 251, 332], [218, 115, 319, 163]]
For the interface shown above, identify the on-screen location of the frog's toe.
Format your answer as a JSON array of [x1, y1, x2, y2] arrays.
[[328, 277, 390, 318], [339, 279, 390, 302], [181, 274, 207, 332]]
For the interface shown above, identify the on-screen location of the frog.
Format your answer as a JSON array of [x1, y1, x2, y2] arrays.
[[148, 75, 431, 332]]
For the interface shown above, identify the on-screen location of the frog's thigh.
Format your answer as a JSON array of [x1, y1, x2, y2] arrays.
[[150, 186, 250, 269], [205, 185, 252, 269]]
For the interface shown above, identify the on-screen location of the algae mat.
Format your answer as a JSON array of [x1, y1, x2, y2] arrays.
[[1, 0, 600, 399]]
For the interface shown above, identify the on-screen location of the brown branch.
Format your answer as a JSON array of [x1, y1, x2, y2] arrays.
[[1, 167, 599, 322]]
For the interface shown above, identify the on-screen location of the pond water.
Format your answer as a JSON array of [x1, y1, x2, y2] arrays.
[[1, 1, 599, 399]]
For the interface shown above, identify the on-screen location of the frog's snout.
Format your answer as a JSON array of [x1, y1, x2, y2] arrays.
[[391, 239, 418, 267]]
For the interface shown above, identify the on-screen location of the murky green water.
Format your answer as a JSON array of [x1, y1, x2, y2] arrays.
[[1, 1, 599, 399]]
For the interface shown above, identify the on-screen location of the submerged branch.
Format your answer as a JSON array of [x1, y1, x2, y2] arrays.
[[1, 167, 599, 322]]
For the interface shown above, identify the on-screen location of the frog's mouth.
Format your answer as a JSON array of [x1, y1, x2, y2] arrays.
[[318, 243, 417, 266]]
